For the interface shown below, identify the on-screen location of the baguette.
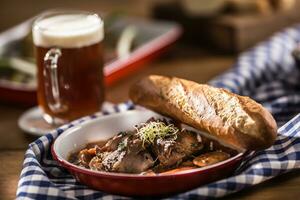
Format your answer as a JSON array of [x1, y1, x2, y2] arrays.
[[129, 75, 277, 151]]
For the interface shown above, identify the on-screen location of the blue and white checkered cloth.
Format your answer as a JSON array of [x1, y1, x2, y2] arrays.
[[17, 24, 300, 199]]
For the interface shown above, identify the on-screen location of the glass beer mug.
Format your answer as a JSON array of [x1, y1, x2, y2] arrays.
[[32, 10, 105, 124]]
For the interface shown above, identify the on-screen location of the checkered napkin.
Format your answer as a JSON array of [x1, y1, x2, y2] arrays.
[[17, 25, 300, 199]]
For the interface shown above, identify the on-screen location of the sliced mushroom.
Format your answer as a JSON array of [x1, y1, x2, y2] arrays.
[[193, 151, 230, 167]]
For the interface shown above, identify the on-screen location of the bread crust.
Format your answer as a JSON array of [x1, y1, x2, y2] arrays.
[[129, 75, 277, 151]]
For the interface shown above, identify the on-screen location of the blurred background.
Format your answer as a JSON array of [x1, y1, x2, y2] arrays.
[[1, 0, 300, 103], [1, 0, 300, 105], [1, 0, 300, 52], [0, 0, 149, 29]]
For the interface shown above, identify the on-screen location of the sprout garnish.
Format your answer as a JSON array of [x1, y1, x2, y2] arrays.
[[135, 121, 179, 147]]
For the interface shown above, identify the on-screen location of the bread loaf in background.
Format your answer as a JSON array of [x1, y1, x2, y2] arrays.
[[130, 75, 277, 151]]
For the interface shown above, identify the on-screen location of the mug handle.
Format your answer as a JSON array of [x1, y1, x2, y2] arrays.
[[44, 48, 67, 113]]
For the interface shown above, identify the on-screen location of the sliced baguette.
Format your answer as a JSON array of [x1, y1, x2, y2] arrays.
[[129, 75, 277, 151]]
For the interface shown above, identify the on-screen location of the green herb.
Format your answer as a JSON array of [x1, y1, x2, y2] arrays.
[[117, 137, 128, 151], [135, 121, 179, 147], [118, 142, 126, 150]]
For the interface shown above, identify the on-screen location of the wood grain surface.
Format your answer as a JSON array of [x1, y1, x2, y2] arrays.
[[1, 1, 300, 200]]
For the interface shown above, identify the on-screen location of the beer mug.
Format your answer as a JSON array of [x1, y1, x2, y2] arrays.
[[32, 10, 105, 124]]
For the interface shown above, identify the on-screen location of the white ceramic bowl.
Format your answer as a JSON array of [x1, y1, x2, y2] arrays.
[[52, 110, 244, 196]]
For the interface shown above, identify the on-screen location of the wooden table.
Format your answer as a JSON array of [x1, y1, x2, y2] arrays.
[[1, 1, 300, 199]]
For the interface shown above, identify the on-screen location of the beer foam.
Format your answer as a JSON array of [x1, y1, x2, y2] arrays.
[[33, 14, 104, 48]]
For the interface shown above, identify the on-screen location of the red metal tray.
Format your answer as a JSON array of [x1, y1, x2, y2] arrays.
[[0, 14, 181, 106]]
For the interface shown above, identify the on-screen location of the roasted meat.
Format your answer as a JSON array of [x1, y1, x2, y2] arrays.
[[69, 118, 235, 175], [89, 133, 154, 173], [152, 130, 203, 167]]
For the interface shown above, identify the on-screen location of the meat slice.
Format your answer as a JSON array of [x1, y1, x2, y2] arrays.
[[89, 134, 154, 173], [152, 130, 203, 167], [99, 132, 128, 152]]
